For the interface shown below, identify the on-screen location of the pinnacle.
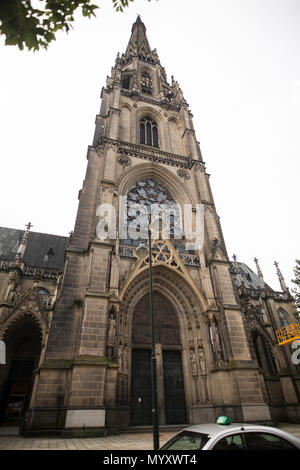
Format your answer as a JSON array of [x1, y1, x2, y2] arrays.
[[125, 14, 151, 57]]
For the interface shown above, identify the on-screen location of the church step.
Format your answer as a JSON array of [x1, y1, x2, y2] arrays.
[[0, 426, 20, 436]]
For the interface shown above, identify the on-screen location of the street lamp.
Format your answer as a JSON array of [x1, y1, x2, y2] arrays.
[[135, 224, 160, 450]]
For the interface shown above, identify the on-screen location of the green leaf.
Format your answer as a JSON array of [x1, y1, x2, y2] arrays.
[[0, 0, 144, 51]]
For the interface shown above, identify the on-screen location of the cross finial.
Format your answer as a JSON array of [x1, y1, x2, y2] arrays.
[[274, 261, 281, 277], [232, 254, 237, 262], [26, 222, 33, 231]]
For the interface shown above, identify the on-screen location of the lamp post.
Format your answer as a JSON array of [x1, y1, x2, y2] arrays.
[[135, 226, 159, 450]]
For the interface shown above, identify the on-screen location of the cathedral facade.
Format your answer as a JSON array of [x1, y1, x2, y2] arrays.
[[0, 17, 299, 436]]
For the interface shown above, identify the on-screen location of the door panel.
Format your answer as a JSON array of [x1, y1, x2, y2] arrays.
[[3, 381, 29, 425], [2, 360, 34, 425], [163, 350, 186, 424], [130, 349, 152, 425]]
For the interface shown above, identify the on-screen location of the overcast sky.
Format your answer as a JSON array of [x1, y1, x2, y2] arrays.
[[0, 0, 299, 290]]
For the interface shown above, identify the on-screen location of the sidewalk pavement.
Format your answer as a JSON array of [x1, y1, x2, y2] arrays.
[[0, 430, 175, 450], [0, 424, 299, 450]]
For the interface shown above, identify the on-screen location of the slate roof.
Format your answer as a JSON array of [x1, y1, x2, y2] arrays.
[[0, 227, 68, 269], [234, 261, 274, 292]]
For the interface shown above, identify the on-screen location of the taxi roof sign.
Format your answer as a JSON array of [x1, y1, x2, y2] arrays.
[[216, 416, 232, 425]]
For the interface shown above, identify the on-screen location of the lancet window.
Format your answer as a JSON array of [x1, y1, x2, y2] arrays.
[[122, 75, 131, 90], [139, 116, 158, 147]]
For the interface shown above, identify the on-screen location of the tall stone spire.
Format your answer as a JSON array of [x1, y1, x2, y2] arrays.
[[125, 15, 151, 57], [254, 257, 265, 288], [232, 254, 243, 286], [14, 222, 33, 264], [274, 261, 290, 298], [2, 222, 33, 302]]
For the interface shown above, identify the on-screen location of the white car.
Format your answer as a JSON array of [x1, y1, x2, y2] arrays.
[[160, 418, 300, 451]]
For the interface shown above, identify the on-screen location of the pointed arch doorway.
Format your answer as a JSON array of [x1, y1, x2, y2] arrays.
[[0, 316, 42, 426], [130, 292, 187, 425]]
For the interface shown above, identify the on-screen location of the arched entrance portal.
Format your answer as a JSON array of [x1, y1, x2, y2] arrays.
[[0, 316, 42, 426], [130, 293, 187, 425]]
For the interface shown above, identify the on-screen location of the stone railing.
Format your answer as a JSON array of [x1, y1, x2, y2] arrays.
[[96, 136, 204, 170], [240, 287, 262, 298], [119, 245, 200, 267], [179, 253, 201, 267], [121, 88, 181, 112], [0, 258, 62, 280], [240, 285, 289, 302], [0, 259, 13, 270], [23, 265, 62, 279]]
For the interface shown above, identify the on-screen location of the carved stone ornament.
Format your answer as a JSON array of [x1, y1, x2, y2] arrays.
[[177, 169, 190, 181], [107, 312, 116, 348], [118, 343, 123, 372], [117, 155, 131, 167], [247, 303, 265, 326], [139, 76, 153, 89], [106, 305, 119, 360], [190, 347, 198, 376], [197, 345, 207, 375]]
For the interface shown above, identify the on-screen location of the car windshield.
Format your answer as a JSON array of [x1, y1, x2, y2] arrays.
[[160, 431, 210, 450]]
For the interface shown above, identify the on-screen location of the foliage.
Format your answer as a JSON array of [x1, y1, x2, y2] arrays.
[[291, 259, 300, 319], [112, 0, 134, 12], [0, 0, 137, 51]]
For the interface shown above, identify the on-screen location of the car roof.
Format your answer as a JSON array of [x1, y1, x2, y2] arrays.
[[181, 423, 287, 437]]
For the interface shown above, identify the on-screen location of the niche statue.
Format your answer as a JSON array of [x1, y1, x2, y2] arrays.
[[106, 307, 117, 359]]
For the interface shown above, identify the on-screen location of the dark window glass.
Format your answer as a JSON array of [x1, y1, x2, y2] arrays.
[[122, 76, 130, 89], [245, 432, 298, 450], [140, 122, 145, 145], [278, 309, 289, 327], [253, 333, 278, 376], [213, 433, 246, 450], [139, 116, 158, 148], [146, 122, 152, 145], [262, 337, 278, 376], [153, 125, 158, 147], [160, 431, 210, 450]]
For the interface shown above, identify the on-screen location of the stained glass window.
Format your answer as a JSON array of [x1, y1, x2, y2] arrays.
[[278, 309, 289, 327], [125, 178, 182, 243]]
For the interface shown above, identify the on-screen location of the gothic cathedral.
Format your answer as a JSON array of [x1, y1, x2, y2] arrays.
[[0, 17, 299, 436]]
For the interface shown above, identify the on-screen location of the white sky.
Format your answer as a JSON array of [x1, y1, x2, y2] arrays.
[[0, 0, 299, 290]]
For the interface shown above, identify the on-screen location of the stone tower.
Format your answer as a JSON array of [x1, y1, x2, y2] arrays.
[[27, 16, 274, 435]]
